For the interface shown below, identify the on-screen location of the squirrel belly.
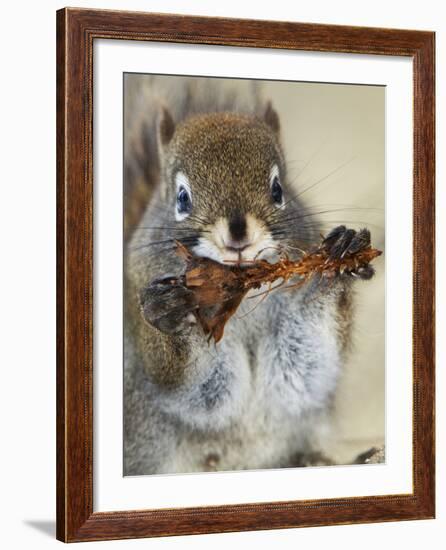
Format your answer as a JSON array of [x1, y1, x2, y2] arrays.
[[123, 76, 362, 475]]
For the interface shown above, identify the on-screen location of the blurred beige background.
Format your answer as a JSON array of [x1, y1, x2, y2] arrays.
[[263, 80, 385, 462], [125, 75, 385, 463]]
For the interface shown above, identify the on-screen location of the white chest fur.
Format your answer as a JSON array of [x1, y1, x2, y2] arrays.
[[166, 288, 342, 473]]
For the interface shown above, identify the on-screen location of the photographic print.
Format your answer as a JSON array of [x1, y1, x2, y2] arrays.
[[123, 74, 385, 476], [57, 9, 434, 541]]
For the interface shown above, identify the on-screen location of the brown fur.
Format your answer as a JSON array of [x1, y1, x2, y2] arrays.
[[164, 112, 286, 223]]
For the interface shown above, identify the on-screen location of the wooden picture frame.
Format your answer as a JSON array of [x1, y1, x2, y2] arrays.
[[56, 7, 435, 542]]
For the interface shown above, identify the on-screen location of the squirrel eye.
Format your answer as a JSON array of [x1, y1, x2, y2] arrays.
[[176, 186, 192, 214], [271, 176, 283, 205]]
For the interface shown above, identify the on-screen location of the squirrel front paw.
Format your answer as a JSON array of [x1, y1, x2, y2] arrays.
[[322, 225, 375, 280], [139, 275, 197, 335]]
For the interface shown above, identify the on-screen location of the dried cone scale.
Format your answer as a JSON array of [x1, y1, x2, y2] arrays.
[[171, 234, 382, 343]]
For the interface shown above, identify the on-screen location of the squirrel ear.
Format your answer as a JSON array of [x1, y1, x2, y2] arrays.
[[263, 101, 280, 134], [158, 106, 175, 147]]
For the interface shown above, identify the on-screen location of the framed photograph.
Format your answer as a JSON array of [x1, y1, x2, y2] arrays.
[[56, 8, 435, 542]]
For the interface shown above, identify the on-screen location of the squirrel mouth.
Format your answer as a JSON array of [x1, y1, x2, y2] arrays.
[[222, 243, 251, 264], [224, 244, 250, 254], [192, 216, 276, 265], [223, 250, 251, 266], [192, 237, 277, 266]]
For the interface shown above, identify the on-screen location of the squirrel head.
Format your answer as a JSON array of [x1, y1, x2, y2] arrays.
[[156, 103, 306, 264]]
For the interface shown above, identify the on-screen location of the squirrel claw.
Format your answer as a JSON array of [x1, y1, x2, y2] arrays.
[[322, 226, 375, 281], [139, 277, 197, 335]]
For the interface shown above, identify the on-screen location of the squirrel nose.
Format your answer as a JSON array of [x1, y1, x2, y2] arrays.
[[225, 212, 250, 252], [228, 212, 247, 241]]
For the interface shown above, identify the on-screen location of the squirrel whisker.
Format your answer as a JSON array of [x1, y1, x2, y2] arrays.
[[137, 226, 211, 233], [130, 236, 199, 252]]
